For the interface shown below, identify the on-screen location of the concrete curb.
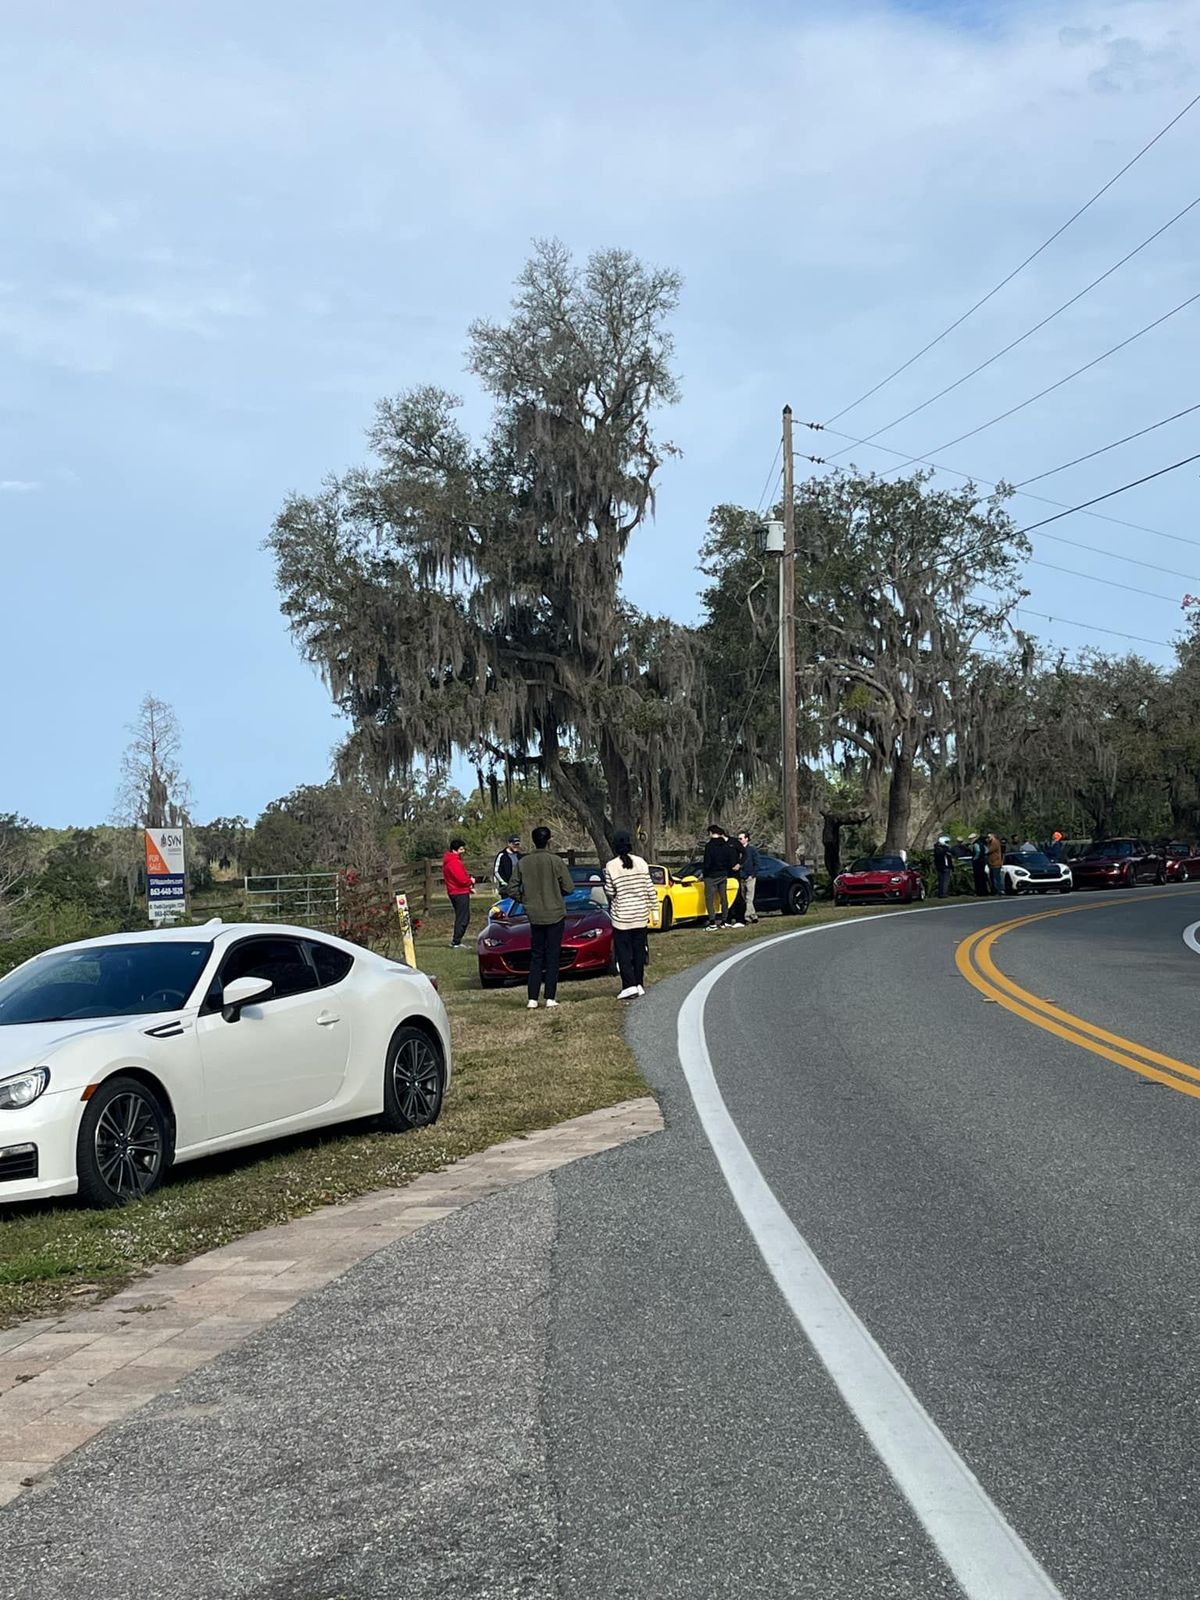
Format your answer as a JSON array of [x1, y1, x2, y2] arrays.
[[0, 1095, 662, 1507]]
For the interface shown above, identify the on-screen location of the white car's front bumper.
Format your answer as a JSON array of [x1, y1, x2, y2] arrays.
[[0, 1089, 81, 1202]]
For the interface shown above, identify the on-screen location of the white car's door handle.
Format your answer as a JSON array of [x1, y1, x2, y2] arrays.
[[316, 1011, 340, 1026]]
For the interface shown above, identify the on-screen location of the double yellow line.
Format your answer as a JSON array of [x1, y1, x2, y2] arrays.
[[956, 895, 1200, 1099]]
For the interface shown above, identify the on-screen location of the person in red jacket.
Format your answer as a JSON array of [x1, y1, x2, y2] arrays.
[[442, 838, 475, 949]]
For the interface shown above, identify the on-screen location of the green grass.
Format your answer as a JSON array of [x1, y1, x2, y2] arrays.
[[0, 899, 899, 1328]]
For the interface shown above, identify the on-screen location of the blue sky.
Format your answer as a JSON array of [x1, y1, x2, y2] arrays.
[[3, 0, 1198, 825]]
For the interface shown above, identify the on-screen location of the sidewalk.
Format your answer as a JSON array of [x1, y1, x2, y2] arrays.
[[0, 1097, 661, 1511]]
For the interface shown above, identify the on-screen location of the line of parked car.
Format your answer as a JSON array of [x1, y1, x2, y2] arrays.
[[831, 836, 1200, 908], [991, 838, 1197, 896]]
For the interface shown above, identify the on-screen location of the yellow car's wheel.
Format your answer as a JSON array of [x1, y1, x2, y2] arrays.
[[660, 898, 675, 931]]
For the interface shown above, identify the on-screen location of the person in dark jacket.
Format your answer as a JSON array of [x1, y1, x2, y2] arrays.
[[702, 825, 736, 930], [735, 830, 761, 923], [934, 835, 954, 899], [511, 826, 575, 1009], [492, 835, 522, 895], [1045, 831, 1066, 863], [970, 834, 990, 896]]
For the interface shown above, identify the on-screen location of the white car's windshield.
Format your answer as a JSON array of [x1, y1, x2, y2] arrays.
[[0, 942, 213, 1025]]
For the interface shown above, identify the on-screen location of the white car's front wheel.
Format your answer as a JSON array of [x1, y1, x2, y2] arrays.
[[76, 1075, 171, 1208], [382, 1027, 446, 1132]]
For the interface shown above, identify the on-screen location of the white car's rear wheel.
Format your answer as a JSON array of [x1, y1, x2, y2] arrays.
[[77, 1076, 170, 1209], [382, 1027, 445, 1131]]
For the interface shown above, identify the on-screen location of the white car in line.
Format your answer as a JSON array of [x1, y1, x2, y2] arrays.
[[0, 921, 451, 1208], [1000, 849, 1073, 896]]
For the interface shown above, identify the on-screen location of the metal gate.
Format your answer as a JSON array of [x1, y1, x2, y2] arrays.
[[243, 872, 340, 932]]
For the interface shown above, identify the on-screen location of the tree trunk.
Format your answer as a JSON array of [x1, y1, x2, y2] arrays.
[[542, 724, 613, 862], [638, 733, 661, 860], [821, 807, 871, 879], [883, 741, 915, 855], [598, 728, 634, 840]]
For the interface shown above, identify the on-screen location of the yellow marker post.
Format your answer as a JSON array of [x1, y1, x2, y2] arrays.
[[394, 893, 418, 969]]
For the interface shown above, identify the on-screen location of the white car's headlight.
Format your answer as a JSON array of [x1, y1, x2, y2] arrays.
[[1012, 869, 1028, 878], [0, 1067, 50, 1110]]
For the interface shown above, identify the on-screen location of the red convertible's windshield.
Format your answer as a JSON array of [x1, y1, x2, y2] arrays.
[[849, 857, 905, 873]]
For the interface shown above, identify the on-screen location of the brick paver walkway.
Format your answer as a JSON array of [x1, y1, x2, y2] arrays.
[[0, 1096, 662, 1507]]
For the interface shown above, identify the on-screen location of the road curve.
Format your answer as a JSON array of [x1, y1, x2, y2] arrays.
[[687, 889, 1200, 1598]]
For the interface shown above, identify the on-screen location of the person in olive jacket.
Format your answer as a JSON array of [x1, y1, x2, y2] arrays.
[[511, 826, 575, 1009]]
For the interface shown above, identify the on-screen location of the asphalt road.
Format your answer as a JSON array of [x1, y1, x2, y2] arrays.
[[5, 887, 1200, 1596]]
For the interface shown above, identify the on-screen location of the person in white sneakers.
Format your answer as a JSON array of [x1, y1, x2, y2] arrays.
[[603, 831, 658, 1000], [511, 826, 574, 1009]]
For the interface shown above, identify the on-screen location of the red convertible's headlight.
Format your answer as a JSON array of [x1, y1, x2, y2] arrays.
[[481, 936, 503, 948], [578, 928, 605, 940]]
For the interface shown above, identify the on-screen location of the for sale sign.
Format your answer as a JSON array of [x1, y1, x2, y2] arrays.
[[145, 828, 187, 922]]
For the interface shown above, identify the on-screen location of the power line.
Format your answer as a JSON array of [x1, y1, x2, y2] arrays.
[[890, 288, 1200, 470], [1028, 558, 1178, 602], [825, 193, 1200, 460], [710, 637, 777, 810], [1033, 529, 1200, 584], [1015, 450, 1200, 536], [755, 443, 782, 516], [1015, 401, 1200, 487], [801, 418, 1200, 551], [1015, 608, 1175, 650], [823, 89, 1200, 425]]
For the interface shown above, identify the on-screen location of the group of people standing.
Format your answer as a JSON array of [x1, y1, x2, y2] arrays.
[[441, 826, 660, 1008], [701, 824, 761, 930], [931, 830, 1067, 899]]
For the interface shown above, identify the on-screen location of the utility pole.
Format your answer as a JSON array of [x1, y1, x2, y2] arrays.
[[780, 406, 800, 863]]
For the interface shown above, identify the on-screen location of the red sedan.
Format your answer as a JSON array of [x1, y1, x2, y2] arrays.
[[833, 855, 926, 906], [476, 890, 615, 988], [1164, 843, 1200, 882], [1070, 839, 1165, 889]]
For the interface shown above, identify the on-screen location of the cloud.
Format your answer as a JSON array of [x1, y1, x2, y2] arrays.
[[0, 479, 40, 493]]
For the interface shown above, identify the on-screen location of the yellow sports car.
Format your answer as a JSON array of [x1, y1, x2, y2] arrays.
[[649, 864, 740, 930]]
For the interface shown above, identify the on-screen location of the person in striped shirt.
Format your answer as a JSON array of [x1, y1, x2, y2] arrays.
[[603, 832, 658, 1000]]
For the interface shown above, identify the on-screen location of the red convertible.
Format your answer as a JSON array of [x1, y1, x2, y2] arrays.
[[476, 887, 615, 988], [833, 855, 926, 906]]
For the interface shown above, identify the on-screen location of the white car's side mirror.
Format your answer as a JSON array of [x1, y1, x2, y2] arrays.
[[222, 974, 274, 1024]]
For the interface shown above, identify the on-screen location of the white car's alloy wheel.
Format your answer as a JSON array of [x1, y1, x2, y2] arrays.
[[382, 1028, 445, 1132], [78, 1076, 169, 1208]]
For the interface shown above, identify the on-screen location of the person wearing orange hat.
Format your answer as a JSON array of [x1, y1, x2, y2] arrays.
[[1046, 830, 1066, 863]]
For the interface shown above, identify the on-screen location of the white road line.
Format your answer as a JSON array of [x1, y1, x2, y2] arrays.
[[676, 917, 1065, 1600], [1182, 920, 1200, 957]]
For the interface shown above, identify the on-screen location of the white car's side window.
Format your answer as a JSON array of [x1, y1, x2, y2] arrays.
[[210, 938, 320, 1010], [308, 941, 355, 988]]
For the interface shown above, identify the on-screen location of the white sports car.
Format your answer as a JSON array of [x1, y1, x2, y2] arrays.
[[1001, 850, 1073, 896], [0, 921, 451, 1208]]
